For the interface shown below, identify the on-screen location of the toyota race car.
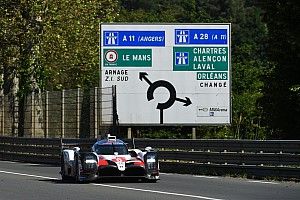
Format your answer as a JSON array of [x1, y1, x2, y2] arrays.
[[60, 135, 159, 182]]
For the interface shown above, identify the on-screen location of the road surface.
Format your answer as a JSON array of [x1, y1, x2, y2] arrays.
[[0, 161, 299, 200]]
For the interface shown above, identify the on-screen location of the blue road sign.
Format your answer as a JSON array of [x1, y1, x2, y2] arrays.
[[103, 31, 165, 46], [175, 29, 228, 45], [175, 30, 190, 44], [175, 52, 189, 66], [104, 32, 119, 46]]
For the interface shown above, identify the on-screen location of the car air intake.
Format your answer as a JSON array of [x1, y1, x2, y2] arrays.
[[82, 153, 98, 171]]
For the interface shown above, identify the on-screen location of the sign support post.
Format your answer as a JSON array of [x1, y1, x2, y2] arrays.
[[192, 127, 197, 139]]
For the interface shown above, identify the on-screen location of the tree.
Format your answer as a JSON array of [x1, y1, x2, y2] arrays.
[[260, 0, 300, 139], [0, 0, 45, 136], [0, 0, 119, 136], [38, 0, 118, 90], [0, 0, 45, 94], [1, 0, 119, 91]]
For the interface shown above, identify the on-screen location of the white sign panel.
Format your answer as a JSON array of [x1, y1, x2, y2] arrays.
[[100, 23, 231, 125]]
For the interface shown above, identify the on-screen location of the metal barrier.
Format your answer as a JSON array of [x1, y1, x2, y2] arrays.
[[132, 139, 300, 154], [0, 137, 299, 180], [0, 137, 61, 164]]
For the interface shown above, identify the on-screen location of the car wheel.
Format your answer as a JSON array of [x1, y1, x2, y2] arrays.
[[60, 153, 68, 182], [74, 153, 82, 183]]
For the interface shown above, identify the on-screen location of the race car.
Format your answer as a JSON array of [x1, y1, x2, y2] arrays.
[[60, 135, 159, 182]]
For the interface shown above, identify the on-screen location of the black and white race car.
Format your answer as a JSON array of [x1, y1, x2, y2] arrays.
[[60, 135, 159, 182]]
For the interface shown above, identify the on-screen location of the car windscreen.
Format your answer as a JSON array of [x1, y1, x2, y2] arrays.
[[94, 144, 128, 155]]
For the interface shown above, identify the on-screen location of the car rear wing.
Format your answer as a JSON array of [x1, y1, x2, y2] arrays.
[[60, 138, 96, 152]]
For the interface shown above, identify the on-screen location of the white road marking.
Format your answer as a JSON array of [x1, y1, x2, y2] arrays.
[[159, 173, 171, 175], [23, 163, 42, 166], [0, 170, 59, 180], [93, 183, 224, 200], [1, 161, 41, 166], [247, 180, 279, 185], [1, 161, 18, 164], [193, 175, 219, 179], [160, 172, 219, 179], [0, 170, 224, 200]]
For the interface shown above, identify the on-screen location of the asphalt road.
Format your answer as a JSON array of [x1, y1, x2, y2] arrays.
[[0, 161, 299, 200]]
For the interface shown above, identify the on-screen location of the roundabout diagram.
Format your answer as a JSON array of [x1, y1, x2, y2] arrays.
[[139, 72, 192, 124]]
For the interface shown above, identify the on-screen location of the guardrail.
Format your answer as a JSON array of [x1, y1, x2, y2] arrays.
[[132, 138, 300, 154], [0, 137, 299, 180]]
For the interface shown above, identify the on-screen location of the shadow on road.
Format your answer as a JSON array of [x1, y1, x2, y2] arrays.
[[38, 177, 152, 184]]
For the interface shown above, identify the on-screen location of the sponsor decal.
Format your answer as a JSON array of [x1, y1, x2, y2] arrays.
[[112, 157, 127, 171]]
